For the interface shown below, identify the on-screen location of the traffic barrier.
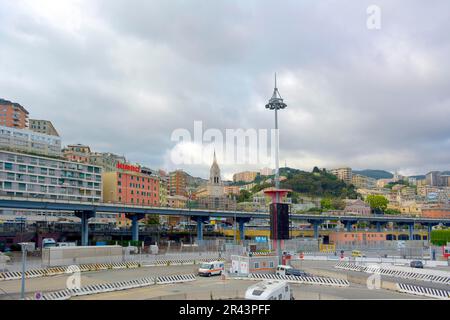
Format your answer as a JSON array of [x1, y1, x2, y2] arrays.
[[1, 271, 22, 280], [335, 262, 450, 285], [156, 274, 197, 284], [247, 273, 349, 287], [397, 283, 450, 300]]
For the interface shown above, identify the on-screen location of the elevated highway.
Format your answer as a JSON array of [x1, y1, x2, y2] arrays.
[[0, 196, 448, 245]]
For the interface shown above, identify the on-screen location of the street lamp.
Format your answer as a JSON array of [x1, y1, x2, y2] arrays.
[[265, 73, 287, 192], [265, 73, 288, 265], [19, 242, 30, 300]]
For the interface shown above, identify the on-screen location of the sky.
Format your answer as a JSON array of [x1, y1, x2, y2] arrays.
[[0, 0, 449, 180]]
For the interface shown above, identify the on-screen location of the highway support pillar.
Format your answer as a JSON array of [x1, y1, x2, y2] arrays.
[[74, 210, 96, 246], [191, 216, 209, 243], [426, 224, 433, 243], [237, 217, 251, 242], [307, 220, 322, 240], [376, 222, 383, 232], [345, 221, 353, 232], [408, 223, 414, 241], [125, 213, 146, 242]]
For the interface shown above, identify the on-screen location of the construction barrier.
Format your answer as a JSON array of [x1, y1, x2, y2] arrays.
[[0, 261, 144, 282], [335, 262, 450, 285], [396, 283, 450, 300], [156, 274, 197, 284], [30, 274, 196, 300], [229, 273, 349, 287]]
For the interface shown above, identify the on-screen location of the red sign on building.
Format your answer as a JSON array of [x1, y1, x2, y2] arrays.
[[116, 162, 140, 173]]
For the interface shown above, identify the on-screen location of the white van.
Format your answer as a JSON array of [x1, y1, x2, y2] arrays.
[[245, 280, 293, 300], [42, 238, 57, 249], [198, 261, 224, 277], [275, 265, 293, 276]]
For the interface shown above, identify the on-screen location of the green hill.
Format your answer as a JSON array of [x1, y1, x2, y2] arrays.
[[353, 169, 393, 179], [279, 167, 358, 198]]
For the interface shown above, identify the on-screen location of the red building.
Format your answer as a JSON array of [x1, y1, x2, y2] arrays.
[[103, 163, 160, 227]]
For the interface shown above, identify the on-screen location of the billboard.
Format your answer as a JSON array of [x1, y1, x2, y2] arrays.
[[269, 203, 290, 240]]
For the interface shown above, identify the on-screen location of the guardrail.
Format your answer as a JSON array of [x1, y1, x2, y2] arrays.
[[396, 283, 450, 300], [1, 257, 222, 282], [0, 261, 142, 281], [27, 274, 197, 300], [335, 262, 450, 285], [229, 273, 349, 287]]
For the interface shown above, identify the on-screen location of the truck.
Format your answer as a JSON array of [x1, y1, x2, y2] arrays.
[[245, 280, 294, 300], [275, 265, 309, 277]]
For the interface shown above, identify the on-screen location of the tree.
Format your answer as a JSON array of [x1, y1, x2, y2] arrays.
[[384, 208, 400, 215], [365, 195, 389, 212], [145, 215, 160, 225], [237, 190, 252, 203], [321, 198, 333, 210], [312, 166, 321, 173], [321, 197, 345, 210]]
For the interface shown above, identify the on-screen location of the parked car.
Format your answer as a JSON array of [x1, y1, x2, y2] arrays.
[[286, 268, 310, 277], [410, 260, 424, 269], [351, 250, 366, 258]]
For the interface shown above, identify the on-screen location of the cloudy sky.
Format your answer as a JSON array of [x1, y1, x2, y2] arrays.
[[1, 0, 449, 179]]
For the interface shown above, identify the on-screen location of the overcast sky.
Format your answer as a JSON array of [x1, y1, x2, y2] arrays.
[[1, 0, 449, 180]]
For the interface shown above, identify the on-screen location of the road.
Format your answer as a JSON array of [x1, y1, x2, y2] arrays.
[[292, 260, 450, 291], [0, 263, 432, 300]]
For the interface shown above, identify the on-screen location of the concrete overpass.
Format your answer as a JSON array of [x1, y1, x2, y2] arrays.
[[0, 197, 448, 245]]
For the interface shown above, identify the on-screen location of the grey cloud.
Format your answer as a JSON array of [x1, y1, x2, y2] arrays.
[[0, 0, 449, 179]]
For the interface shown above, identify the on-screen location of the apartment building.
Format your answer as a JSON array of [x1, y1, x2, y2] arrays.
[[102, 162, 160, 227], [233, 171, 258, 183], [351, 174, 376, 189], [89, 152, 126, 172], [330, 167, 352, 185], [0, 150, 102, 202], [0, 99, 29, 129], [0, 125, 62, 157], [29, 119, 59, 136], [169, 170, 187, 196], [62, 144, 91, 163]]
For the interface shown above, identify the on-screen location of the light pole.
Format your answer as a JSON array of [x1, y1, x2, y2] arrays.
[[234, 211, 237, 244], [19, 243, 28, 300], [265, 73, 287, 265], [265, 73, 287, 192]]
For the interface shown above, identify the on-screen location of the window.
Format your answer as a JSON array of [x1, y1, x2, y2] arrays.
[[254, 262, 259, 269], [4, 181, 12, 189], [40, 168, 48, 175], [4, 162, 13, 170]]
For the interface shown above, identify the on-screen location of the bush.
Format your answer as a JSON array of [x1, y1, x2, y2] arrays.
[[431, 229, 450, 246]]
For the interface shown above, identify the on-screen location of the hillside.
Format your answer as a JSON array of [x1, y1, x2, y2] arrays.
[[353, 169, 393, 179], [279, 167, 358, 198]]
